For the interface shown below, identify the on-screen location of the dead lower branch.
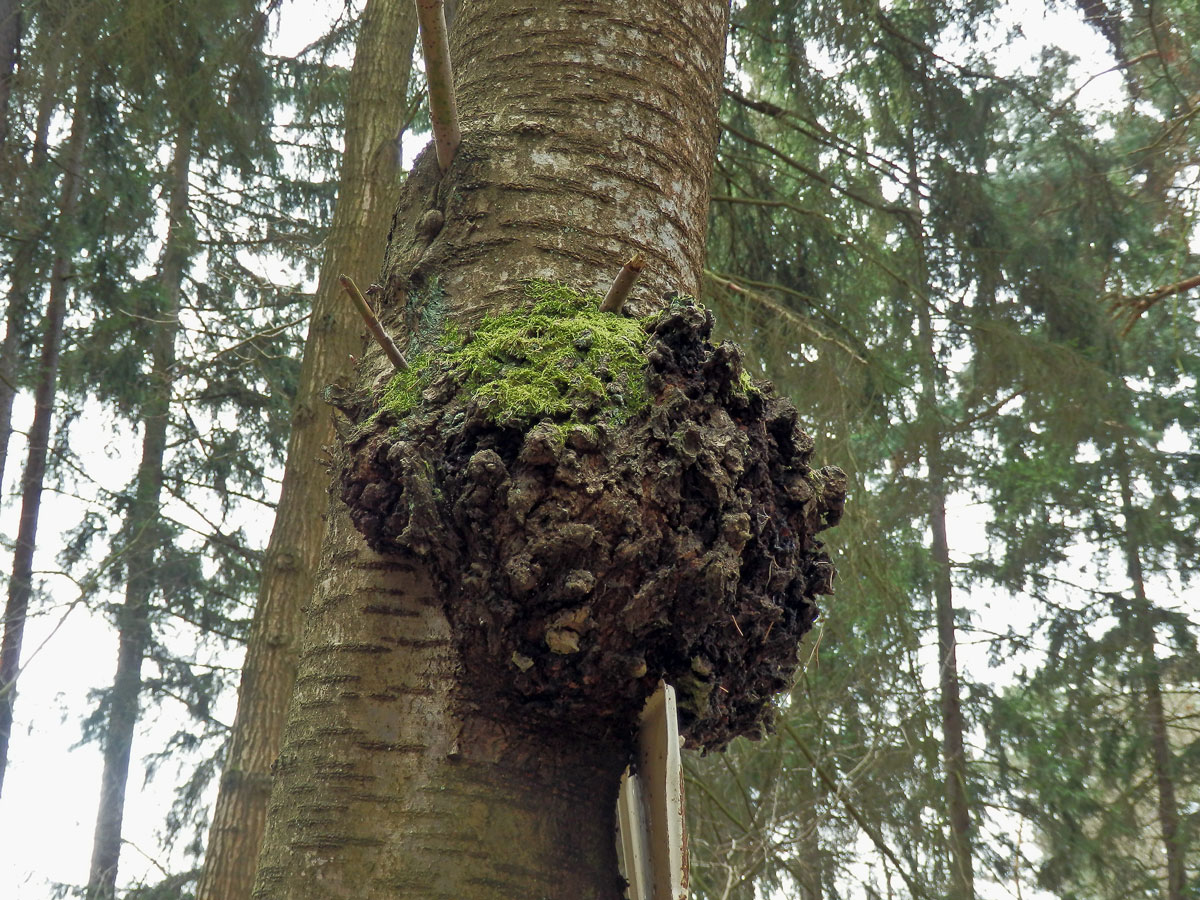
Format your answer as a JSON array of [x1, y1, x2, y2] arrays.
[[340, 274, 409, 371], [1110, 272, 1200, 334], [415, 0, 461, 173]]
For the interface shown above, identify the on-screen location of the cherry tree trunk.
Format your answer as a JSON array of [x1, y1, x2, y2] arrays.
[[251, 2, 730, 898]]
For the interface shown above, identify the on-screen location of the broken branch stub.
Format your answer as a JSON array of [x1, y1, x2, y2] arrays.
[[600, 253, 646, 314], [415, 0, 461, 173], [339, 274, 409, 371]]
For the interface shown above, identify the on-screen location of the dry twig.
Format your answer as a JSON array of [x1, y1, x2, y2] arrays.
[[340, 274, 409, 371]]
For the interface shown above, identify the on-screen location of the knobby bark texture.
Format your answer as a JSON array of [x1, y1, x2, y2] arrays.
[[336, 296, 843, 749], [252, 2, 735, 898], [195, 3, 418, 898], [0, 80, 87, 799], [85, 125, 192, 900]]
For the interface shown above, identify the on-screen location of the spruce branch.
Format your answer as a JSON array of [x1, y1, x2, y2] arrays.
[[1110, 272, 1200, 334], [415, 0, 461, 173], [599, 253, 645, 313], [339, 275, 409, 371], [783, 721, 929, 900]]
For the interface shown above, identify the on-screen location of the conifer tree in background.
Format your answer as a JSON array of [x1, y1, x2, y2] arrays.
[[80, 2, 287, 893], [86, 116, 195, 900], [197, 1, 418, 896], [0, 0, 71, 498], [687, 1, 1199, 898], [691, 1, 1007, 895], [0, 0, 21, 481], [1, 0, 343, 892], [0, 63, 89, 799], [690, 2, 947, 893], [979, 4, 1199, 898]]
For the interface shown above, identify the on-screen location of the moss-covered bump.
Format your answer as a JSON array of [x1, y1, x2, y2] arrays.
[[337, 291, 846, 751], [377, 281, 649, 430]]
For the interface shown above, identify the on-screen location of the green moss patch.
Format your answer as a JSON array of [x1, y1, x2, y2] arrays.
[[378, 281, 650, 430]]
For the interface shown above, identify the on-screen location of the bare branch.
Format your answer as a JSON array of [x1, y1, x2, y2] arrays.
[[415, 0, 461, 172], [340, 275, 409, 371], [782, 721, 929, 900], [599, 253, 645, 314], [1111, 272, 1200, 334]]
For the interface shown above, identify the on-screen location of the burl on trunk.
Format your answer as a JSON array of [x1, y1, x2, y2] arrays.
[[252, 3, 843, 899]]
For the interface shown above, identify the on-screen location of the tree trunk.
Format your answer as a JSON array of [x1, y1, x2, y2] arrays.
[[84, 125, 193, 900], [0, 80, 87, 798], [0, 58, 58, 496], [1115, 444, 1187, 900], [196, 3, 418, 898], [927, 443, 974, 900], [909, 156, 974, 900], [0, 0, 17, 152], [796, 764, 823, 900], [251, 2, 729, 897]]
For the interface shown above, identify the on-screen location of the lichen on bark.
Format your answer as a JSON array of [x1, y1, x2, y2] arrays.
[[336, 288, 846, 751]]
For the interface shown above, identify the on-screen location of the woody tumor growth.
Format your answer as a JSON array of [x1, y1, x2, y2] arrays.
[[336, 285, 846, 750]]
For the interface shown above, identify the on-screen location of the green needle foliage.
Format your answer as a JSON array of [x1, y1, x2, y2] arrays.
[[688, 1, 1200, 899]]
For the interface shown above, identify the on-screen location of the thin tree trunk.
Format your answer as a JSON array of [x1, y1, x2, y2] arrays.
[[0, 0, 17, 152], [909, 154, 974, 900], [797, 764, 823, 900], [84, 125, 192, 900], [926, 438, 974, 900], [252, 2, 729, 897], [0, 62, 58, 493], [0, 81, 87, 798], [1115, 443, 1187, 900], [196, 3, 418, 897]]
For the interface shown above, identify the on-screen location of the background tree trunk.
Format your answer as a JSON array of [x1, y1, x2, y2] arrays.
[[0, 60, 57, 493], [0, 81, 87, 798], [1116, 443, 1187, 900], [195, 3, 418, 898], [251, 2, 729, 897], [909, 152, 974, 900], [0, 0, 17, 152], [85, 124, 192, 900]]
